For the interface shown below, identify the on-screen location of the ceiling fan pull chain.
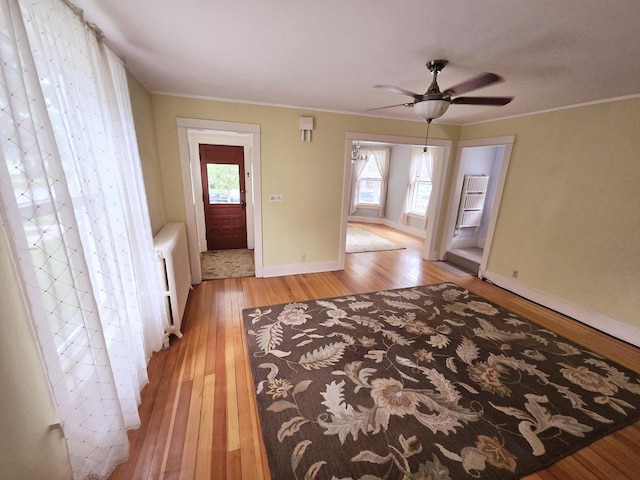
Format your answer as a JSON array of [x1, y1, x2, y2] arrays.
[[423, 119, 432, 152]]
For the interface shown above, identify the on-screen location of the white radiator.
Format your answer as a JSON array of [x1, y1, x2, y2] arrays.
[[154, 222, 191, 348], [456, 175, 490, 233]]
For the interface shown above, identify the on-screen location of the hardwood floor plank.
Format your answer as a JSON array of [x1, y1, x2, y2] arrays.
[[144, 334, 191, 480], [572, 445, 629, 480], [108, 222, 640, 480], [178, 281, 211, 480], [591, 431, 640, 478], [211, 283, 228, 479], [195, 373, 215, 479], [163, 380, 193, 479], [224, 286, 241, 454]]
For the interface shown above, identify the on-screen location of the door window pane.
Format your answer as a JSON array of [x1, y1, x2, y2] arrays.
[[207, 164, 240, 204]]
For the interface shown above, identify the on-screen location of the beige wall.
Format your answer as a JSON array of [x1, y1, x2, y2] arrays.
[[149, 94, 460, 267], [127, 72, 166, 236], [461, 98, 640, 327], [0, 233, 72, 480]]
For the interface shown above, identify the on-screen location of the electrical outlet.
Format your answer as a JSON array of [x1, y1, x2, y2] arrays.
[[301, 254, 306, 262], [269, 194, 284, 202], [512, 269, 519, 279]]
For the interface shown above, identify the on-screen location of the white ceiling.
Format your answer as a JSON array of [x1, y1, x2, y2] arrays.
[[73, 0, 640, 125]]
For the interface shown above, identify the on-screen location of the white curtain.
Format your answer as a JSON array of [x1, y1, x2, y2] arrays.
[[401, 147, 422, 224], [349, 148, 389, 215], [349, 152, 369, 214], [401, 147, 435, 224], [423, 148, 435, 184], [372, 149, 389, 217], [421, 147, 435, 228], [0, 0, 168, 478]]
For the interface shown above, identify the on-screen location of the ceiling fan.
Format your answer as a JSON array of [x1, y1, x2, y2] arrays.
[[371, 59, 513, 122]]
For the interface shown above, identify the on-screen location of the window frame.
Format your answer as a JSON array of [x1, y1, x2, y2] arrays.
[[408, 148, 434, 217], [409, 179, 432, 216], [356, 153, 384, 207]]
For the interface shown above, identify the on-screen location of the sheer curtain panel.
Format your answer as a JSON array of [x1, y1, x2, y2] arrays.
[[371, 149, 389, 217], [0, 0, 168, 478], [349, 148, 389, 215], [402, 147, 435, 224], [349, 153, 369, 214]]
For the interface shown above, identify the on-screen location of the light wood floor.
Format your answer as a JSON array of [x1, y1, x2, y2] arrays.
[[109, 222, 640, 480]]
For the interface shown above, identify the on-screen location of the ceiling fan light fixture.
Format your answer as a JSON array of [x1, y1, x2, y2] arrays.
[[413, 99, 450, 121]]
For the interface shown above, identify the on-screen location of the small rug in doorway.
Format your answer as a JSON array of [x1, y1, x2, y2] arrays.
[[346, 226, 405, 253], [201, 249, 254, 280], [242, 283, 640, 480], [433, 261, 472, 277]]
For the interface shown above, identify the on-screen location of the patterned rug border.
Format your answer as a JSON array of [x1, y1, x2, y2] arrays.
[[242, 282, 640, 480]]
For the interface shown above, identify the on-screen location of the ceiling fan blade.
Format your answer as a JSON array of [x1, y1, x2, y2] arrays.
[[365, 102, 413, 112], [374, 84, 422, 99], [451, 96, 513, 106], [443, 72, 503, 96]]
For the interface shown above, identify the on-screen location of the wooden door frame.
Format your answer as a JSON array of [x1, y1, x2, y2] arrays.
[[339, 132, 452, 269], [177, 118, 262, 283], [440, 135, 515, 278]]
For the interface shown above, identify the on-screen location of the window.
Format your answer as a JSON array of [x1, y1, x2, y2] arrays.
[[408, 148, 435, 216], [349, 147, 389, 216], [207, 164, 241, 204], [357, 155, 383, 206]]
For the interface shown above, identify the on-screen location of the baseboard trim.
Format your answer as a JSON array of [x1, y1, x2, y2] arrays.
[[262, 260, 341, 278], [348, 215, 427, 239], [484, 271, 640, 348]]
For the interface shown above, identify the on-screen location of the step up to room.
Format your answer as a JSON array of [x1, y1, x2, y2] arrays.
[[445, 248, 483, 275]]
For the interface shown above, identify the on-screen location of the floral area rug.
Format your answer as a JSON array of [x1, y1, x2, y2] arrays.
[[346, 226, 405, 253], [201, 249, 254, 280], [242, 283, 640, 480]]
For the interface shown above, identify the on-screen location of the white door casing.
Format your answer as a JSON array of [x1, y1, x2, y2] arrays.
[[177, 118, 262, 283], [441, 135, 515, 278]]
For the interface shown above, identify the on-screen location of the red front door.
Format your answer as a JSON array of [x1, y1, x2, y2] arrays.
[[199, 144, 247, 250]]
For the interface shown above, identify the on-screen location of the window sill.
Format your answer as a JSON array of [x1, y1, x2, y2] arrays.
[[407, 212, 425, 218]]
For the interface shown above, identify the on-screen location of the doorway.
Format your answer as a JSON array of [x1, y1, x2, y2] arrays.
[[441, 136, 515, 277], [199, 144, 247, 250], [339, 132, 452, 269], [176, 118, 263, 283]]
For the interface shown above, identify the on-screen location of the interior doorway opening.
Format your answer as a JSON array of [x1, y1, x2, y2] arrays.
[[441, 136, 515, 277], [339, 132, 452, 269]]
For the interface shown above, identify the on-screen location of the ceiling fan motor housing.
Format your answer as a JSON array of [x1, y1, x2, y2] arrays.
[[413, 96, 450, 121]]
